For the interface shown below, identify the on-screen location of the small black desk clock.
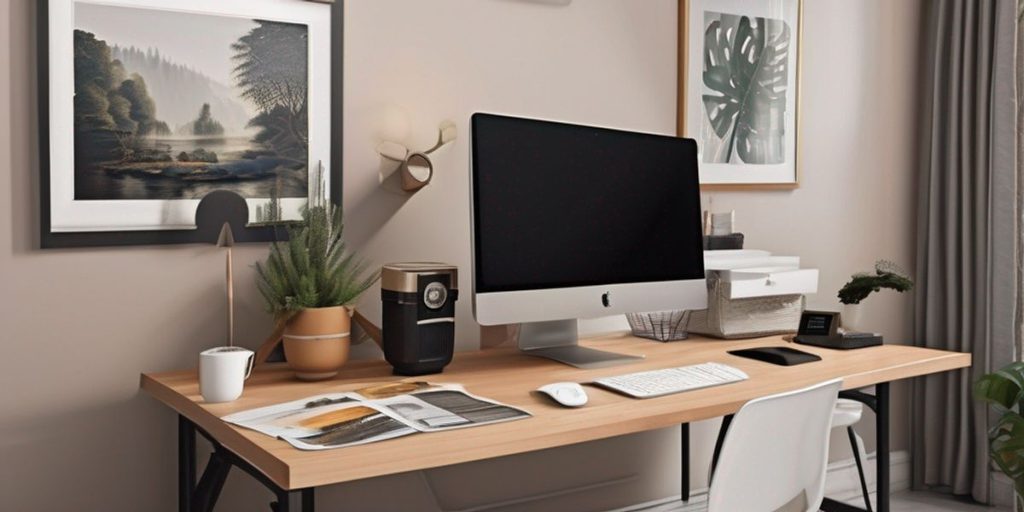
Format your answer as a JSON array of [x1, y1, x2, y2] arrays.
[[794, 310, 883, 350], [798, 310, 841, 337]]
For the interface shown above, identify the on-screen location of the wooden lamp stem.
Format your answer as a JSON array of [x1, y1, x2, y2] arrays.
[[216, 222, 237, 348], [227, 246, 234, 347], [255, 317, 288, 366], [352, 309, 383, 348]]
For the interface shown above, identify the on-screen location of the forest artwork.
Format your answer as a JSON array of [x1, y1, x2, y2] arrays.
[[73, 3, 310, 202], [700, 11, 790, 165]]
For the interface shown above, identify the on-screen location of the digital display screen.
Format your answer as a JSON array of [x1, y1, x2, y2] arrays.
[[471, 113, 705, 293], [799, 312, 838, 336]]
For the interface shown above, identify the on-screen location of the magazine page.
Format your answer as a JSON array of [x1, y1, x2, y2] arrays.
[[282, 403, 417, 450], [223, 392, 363, 438], [372, 386, 531, 432], [224, 394, 417, 450], [351, 381, 437, 399], [223, 381, 531, 450]]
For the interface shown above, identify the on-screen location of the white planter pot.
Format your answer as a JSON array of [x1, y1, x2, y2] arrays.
[[842, 303, 864, 331]]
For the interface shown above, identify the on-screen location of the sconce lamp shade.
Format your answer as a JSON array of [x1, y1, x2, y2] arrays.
[[402, 153, 434, 191], [376, 120, 456, 193]]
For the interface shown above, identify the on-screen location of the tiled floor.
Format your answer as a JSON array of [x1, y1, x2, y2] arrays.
[[886, 491, 1007, 511], [642, 490, 1008, 511]]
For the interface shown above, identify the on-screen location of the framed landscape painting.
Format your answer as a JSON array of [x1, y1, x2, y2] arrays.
[[678, 0, 802, 189], [39, 0, 339, 247]]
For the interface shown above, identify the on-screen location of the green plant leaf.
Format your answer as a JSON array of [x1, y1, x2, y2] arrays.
[[977, 362, 1024, 411], [989, 413, 1024, 485], [701, 13, 790, 164], [253, 175, 379, 314], [837, 260, 914, 305], [978, 362, 1024, 500]]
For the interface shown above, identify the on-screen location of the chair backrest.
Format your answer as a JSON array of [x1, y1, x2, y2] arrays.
[[707, 379, 842, 512]]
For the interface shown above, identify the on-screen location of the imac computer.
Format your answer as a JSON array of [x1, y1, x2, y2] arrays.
[[469, 113, 707, 368]]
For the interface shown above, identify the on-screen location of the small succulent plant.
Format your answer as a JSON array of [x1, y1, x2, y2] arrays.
[[837, 260, 914, 305]]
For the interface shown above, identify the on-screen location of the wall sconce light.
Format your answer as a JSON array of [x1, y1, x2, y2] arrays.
[[376, 120, 457, 192]]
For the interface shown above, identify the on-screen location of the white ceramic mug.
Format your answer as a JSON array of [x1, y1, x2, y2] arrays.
[[199, 347, 254, 403]]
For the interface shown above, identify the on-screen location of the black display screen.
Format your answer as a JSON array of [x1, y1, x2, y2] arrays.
[[799, 311, 839, 336], [471, 113, 705, 293]]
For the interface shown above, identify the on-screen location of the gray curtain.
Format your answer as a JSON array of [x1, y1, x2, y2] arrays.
[[912, 0, 1018, 503]]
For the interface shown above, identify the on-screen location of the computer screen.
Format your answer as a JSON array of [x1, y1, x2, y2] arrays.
[[471, 113, 705, 294]]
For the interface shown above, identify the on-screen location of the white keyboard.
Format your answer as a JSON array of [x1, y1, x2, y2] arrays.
[[594, 362, 749, 398]]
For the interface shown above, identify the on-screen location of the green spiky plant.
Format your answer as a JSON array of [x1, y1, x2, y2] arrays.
[[837, 260, 914, 305], [254, 169, 378, 320], [976, 362, 1024, 510]]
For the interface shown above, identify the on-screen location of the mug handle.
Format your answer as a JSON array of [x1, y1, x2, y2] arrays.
[[244, 353, 254, 380]]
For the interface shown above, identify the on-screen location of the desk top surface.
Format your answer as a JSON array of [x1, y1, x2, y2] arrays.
[[141, 334, 970, 490]]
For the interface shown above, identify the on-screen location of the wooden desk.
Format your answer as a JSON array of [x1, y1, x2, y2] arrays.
[[141, 334, 970, 512]]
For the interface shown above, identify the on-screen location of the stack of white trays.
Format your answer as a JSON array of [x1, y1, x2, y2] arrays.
[[684, 250, 819, 339]]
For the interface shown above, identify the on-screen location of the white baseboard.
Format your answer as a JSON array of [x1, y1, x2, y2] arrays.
[[615, 450, 911, 512], [824, 449, 910, 503]]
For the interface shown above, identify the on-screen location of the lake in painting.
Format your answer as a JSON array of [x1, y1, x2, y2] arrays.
[[73, 3, 309, 201]]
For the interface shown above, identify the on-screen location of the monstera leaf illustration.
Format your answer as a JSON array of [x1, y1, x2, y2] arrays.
[[702, 13, 790, 164]]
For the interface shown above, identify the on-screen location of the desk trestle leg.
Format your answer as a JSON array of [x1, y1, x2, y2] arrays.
[[680, 423, 689, 502], [819, 383, 890, 512], [179, 416, 196, 512], [178, 415, 316, 512]]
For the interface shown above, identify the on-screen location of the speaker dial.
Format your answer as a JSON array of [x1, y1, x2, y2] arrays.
[[423, 281, 448, 310]]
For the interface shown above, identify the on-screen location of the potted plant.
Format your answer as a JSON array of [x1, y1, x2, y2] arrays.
[[255, 191, 378, 381], [976, 362, 1024, 509], [837, 260, 914, 330]]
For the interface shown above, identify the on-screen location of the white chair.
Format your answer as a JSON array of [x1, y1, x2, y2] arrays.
[[831, 398, 872, 511], [707, 379, 842, 512]]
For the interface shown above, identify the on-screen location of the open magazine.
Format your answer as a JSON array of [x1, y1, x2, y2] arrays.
[[223, 382, 531, 450]]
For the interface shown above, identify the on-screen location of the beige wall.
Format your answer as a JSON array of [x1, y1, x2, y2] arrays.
[[0, 0, 922, 510], [706, 0, 923, 458]]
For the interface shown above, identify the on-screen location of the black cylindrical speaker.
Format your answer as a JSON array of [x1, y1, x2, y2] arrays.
[[381, 263, 458, 376]]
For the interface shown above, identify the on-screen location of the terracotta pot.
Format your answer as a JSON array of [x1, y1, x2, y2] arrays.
[[283, 306, 351, 381]]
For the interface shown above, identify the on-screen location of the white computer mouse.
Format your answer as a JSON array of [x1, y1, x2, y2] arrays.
[[537, 382, 589, 408]]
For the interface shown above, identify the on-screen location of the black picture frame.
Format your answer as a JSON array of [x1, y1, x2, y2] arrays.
[[37, 0, 343, 248]]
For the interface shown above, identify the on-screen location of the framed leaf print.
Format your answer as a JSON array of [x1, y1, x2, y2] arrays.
[[39, 0, 341, 247], [678, 0, 802, 189]]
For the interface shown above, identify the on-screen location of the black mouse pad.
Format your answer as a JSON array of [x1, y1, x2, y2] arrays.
[[728, 346, 822, 366]]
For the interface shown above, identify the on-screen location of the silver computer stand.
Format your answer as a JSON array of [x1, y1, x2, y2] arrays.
[[518, 319, 644, 369]]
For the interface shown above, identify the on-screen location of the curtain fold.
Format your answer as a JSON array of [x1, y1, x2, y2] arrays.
[[912, 0, 1018, 503]]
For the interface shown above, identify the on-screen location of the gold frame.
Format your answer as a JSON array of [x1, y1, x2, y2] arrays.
[[677, 0, 803, 191]]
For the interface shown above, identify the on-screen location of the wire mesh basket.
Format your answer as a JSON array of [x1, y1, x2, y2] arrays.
[[625, 310, 691, 342]]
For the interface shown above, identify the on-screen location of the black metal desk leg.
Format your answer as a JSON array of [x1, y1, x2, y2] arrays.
[[876, 383, 890, 512], [271, 489, 291, 512], [193, 452, 231, 512], [821, 387, 886, 512], [179, 415, 196, 512], [302, 488, 315, 512], [680, 424, 690, 502], [270, 488, 314, 512], [177, 415, 315, 512]]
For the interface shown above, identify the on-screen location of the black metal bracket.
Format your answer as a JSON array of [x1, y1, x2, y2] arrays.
[[710, 414, 733, 481], [179, 415, 315, 512], [839, 389, 878, 412]]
